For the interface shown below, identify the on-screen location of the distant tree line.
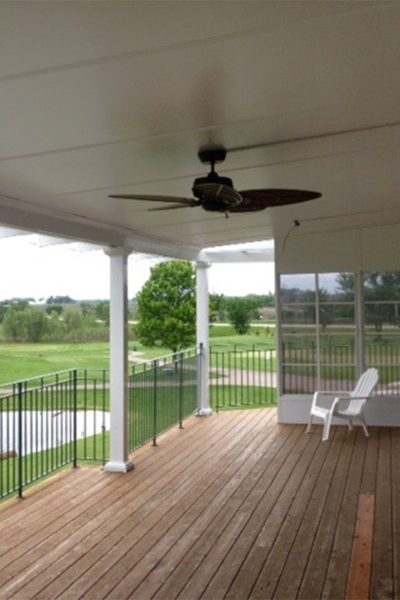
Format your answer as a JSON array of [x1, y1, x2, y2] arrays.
[[210, 292, 275, 334], [0, 297, 114, 343], [0, 274, 276, 345]]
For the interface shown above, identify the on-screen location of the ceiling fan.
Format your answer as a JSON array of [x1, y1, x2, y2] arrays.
[[109, 148, 321, 217]]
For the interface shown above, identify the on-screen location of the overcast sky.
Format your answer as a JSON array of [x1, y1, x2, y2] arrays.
[[0, 236, 275, 301]]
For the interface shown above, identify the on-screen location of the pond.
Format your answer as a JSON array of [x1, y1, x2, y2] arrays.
[[0, 410, 110, 456]]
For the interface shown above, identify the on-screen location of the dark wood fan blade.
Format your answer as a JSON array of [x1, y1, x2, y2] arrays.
[[108, 194, 193, 205], [238, 189, 321, 210], [148, 203, 196, 212]]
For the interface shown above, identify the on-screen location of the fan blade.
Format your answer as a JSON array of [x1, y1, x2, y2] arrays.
[[238, 189, 321, 210], [148, 203, 196, 212], [108, 193, 193, 205]]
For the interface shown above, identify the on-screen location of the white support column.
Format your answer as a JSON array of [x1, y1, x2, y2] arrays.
[[196, 261, 212, 416], [104, 247, 134, 472]]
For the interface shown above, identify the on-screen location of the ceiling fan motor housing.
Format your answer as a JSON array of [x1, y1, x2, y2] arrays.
[[193, 172, 234, 194], [193, 177, 243, 212]]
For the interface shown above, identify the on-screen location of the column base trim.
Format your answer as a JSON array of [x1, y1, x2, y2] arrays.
[[104, 459, 134, 473], [196, 407, 213, 417]]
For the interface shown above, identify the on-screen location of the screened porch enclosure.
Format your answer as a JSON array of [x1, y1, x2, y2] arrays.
[[279, 271, 400, 396], [276, 221, 400, 426]]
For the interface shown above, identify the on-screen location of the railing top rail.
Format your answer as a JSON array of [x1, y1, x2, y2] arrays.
[[0, 348, 199, 391], [0, 377, 75, 401], [210, 344, 274, 351], [130, 347, 198, 368], [0, 368, 74, 390]]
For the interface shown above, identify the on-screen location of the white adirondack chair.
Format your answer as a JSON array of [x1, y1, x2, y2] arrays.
[[306, 368, 379, 441]]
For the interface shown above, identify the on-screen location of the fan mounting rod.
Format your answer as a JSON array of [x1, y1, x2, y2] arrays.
[[198, 148, 227, 171]]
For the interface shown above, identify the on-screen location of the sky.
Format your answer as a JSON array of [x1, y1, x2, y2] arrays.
[[0, 235, 275, 301]]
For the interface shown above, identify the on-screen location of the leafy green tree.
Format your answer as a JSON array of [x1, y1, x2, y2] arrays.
[[135, 261, 196, 352], [3, 309, 28, 342], [209, 294, 226, 323], [95, 301, 110, 325], [10, 299, 30, 311], [24, 308, 50, 342], [80, 302, 96, 318], [3, 307, 49, 342], [43, 311, 66, 342], [47, 295, 76, 304], [63, 306, 85, 334], [226, 298, 257, 335], [337, 271, 400, 336], [263, 292, 275, 307], [45, 303, 63, 316], [0, 302, 10, 323]]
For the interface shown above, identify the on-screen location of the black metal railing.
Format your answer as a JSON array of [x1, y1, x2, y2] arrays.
[[281, 340, 400, 395], [128, 348, 199, 452], [0, 349, 200, 502], [0, 368, 110, 501], [3, 340, 399, 502], [210, 345, 277, 410], [0, 370, 76, 500], [366, 342, 400, 396]]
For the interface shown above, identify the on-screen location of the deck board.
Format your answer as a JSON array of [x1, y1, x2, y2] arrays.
[[3, 410, 265, 598], [371, 428, 394, 599], [321, 430, 367, 600], [391, 429, 400, 599], [0, 409, 399, 599], [297, 428, 355, 599]]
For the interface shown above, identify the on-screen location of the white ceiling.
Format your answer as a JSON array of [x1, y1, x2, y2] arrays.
[[1, 1, 400, 258]]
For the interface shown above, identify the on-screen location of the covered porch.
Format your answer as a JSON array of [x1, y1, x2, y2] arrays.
[[1, 3, 400, 597], [0, 1, 400, 456], [0, 408, 399, 599]]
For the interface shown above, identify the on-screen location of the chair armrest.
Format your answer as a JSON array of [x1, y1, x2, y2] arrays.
[[346, 395, 373, 400], [311, 391, 349, 412], [311, 390, 350, 410], [315, 391, 351, 396]]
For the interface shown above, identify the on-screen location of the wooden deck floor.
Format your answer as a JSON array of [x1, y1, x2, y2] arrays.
[[0, 408, 399, 599]]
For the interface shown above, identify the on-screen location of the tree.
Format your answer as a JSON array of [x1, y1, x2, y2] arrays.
[[209, 294, 226, 323], [226, 298, 257, 335], [3, 307, 49, 342], [45, 303, 63, 316], [95, 300, 110, 325], [135, 261, 196, 352], [3, 309, 28, 342], [24, 308, 50, 342], [63, 306, 85, 334], [47, 295, 76, 305], [336, 271, 400, 337]]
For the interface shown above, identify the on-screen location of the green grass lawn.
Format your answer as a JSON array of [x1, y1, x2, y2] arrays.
[[0, 343, 110, 383], [0, 341, 175, 385], [210, 325, 275, 342], [0, 333, 277, 385]]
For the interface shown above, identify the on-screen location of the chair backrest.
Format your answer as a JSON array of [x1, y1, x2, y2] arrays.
[[349, 368, 379, 412]]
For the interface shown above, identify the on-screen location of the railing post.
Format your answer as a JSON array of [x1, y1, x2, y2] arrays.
[[179, 352, 184, 429], [17, 382, 23, 499], [102, 368, 107, 466], [152, 359, 158, 446], [72, 369, 78, 468]]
